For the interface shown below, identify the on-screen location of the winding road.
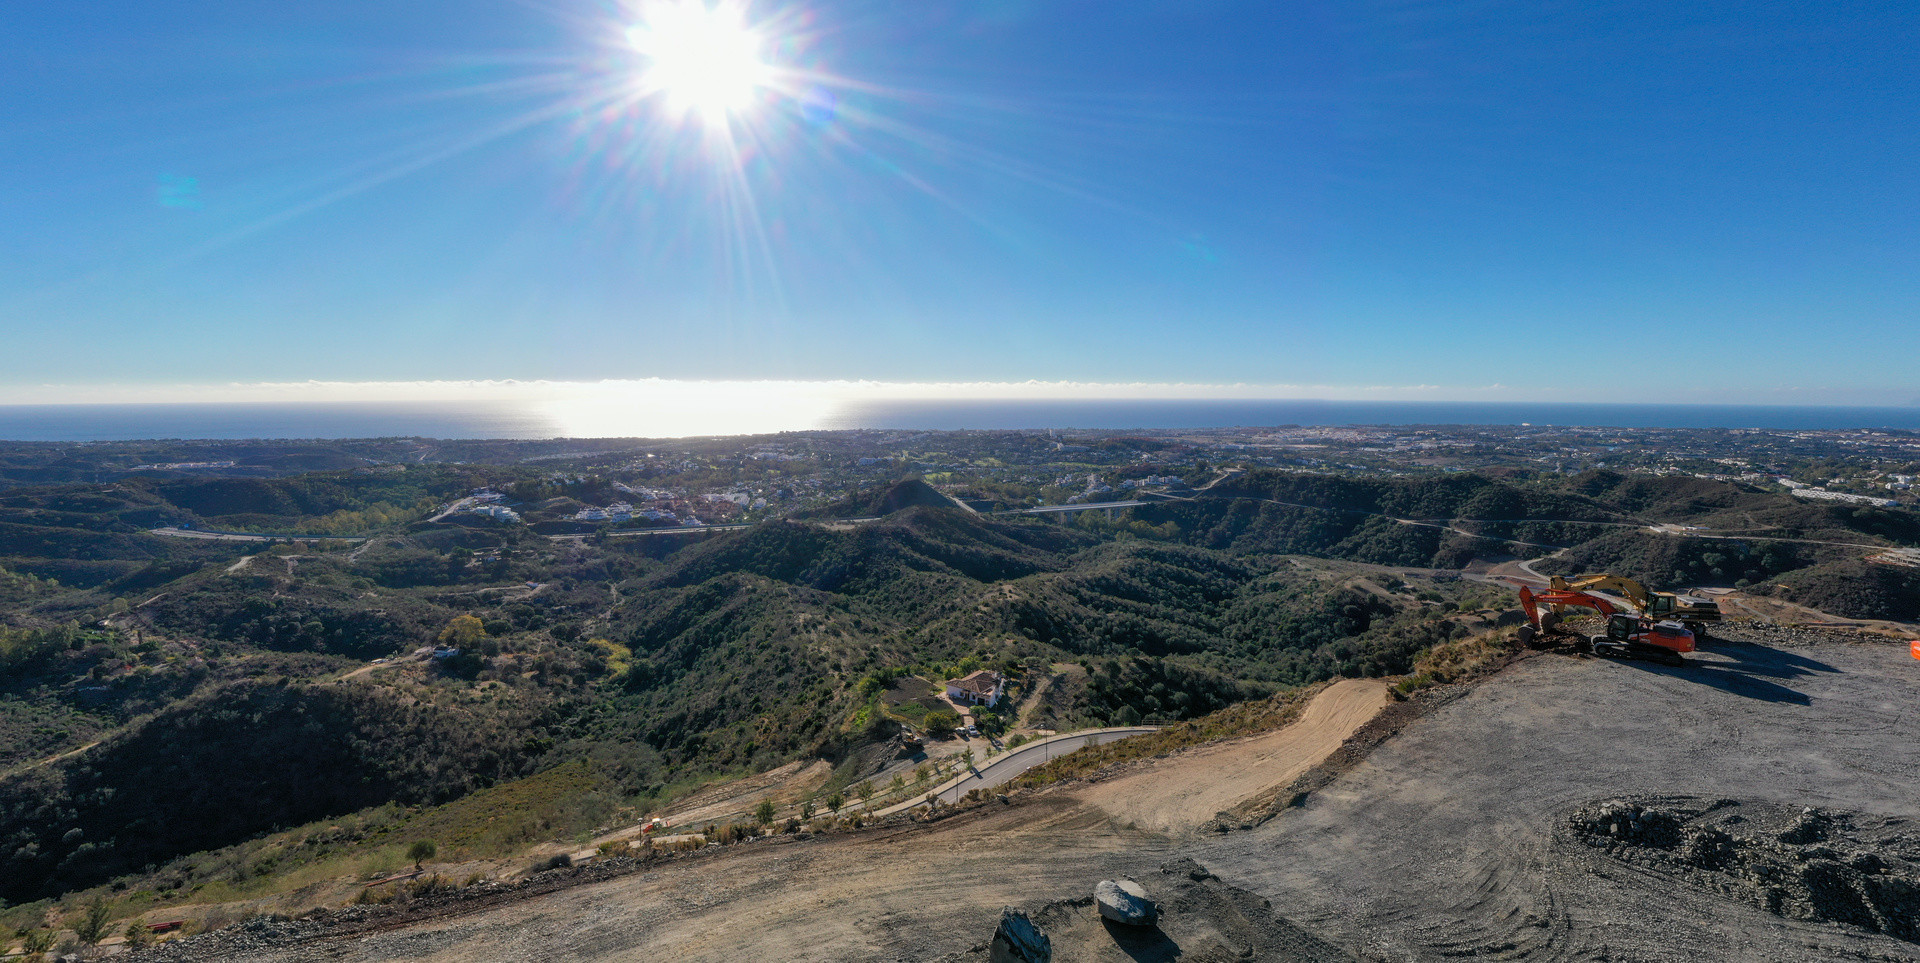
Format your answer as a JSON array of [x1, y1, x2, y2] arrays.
[[869, 726, 1159, 816]]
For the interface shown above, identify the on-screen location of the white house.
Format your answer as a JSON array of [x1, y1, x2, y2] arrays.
[[944, 670, 1005, 708]]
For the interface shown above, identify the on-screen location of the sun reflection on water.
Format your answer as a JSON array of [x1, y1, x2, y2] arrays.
[[536, 380, 845, 437]]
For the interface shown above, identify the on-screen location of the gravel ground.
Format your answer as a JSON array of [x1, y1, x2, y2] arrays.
[[1194, 624, 1920, 961]]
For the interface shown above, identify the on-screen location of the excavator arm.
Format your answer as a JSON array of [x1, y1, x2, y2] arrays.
[[1549, 573, 1722, 626], [1549, 574, 1653, 610], [1519, 585, 1619, 629]]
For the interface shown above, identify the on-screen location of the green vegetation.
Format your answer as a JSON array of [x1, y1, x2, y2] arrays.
[[923, 709, 959, 736], [1770, 561, 1920, 621], [0, 456, 1911, 911]]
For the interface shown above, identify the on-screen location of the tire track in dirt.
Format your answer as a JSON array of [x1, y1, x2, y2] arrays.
[[1191, 630, 1920, 961]]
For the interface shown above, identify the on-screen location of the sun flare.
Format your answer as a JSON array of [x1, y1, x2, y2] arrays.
[[627, 1, 773, 128]]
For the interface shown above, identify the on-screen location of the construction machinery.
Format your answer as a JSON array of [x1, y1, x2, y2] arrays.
[[1547, 573, 1722, 638], [1519, 585, 1695, 663]]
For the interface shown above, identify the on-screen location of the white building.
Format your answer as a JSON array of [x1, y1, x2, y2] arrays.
[[1790, 488, 1898, 508], [468, 504, 521, 523], [944, 670, 1006, 708]]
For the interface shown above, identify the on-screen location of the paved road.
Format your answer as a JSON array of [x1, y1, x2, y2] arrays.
[[149, 527, 361, 543], [428, 497, 477, 523], [869, 726, 1159, 816], [1002, 500, 1153, 515]]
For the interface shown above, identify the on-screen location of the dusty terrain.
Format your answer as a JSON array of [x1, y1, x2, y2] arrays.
[[139, 624, 1920, 962], [1195, 625, 1920, 961], [1078, 678, 1389, 835]]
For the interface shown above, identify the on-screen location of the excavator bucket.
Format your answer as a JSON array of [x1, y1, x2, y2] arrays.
[[1911, 640, 1919, 660], [1519, 585, 1539, 629]]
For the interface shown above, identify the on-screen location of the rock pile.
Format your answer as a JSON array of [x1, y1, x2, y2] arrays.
[[1568, 797, 1920, 945], [1571, 799, 1684, 850]]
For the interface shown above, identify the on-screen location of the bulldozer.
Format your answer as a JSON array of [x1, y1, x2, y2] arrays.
[[1546, 573, 1721, 638], [1519, 585, 1695, 663]]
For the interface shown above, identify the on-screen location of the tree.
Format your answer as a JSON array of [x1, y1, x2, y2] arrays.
[[408, 840, 437, 872], [22, 930, 55, 956], [924, 709, 960, 737], [961, 748, 976, 771], [438, 615, 484, 648], [826, 792, 845, 814], [855, 781, 875, 807], [75, 894, 112, 947], [801, 799, 815, 819], [125, 920, 155, 948], [754, 799, 777, 826]]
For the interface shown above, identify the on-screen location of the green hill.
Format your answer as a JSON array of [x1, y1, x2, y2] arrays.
[[8, 464, 1911, 907], [800, 477, 957, 519]]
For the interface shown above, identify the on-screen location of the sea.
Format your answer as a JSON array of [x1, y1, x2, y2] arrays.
[[2, 399, 1920, 442]]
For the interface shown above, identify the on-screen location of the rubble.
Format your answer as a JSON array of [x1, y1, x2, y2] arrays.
[[1567, 796, 1920, 945]]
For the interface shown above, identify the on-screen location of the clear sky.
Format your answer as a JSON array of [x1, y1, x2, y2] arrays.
[[4, 0, 1917, 405]]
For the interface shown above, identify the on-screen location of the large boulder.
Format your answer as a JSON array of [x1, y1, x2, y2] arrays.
[[989, 907, 1050, 963], [1094, 878, 1158, 926]]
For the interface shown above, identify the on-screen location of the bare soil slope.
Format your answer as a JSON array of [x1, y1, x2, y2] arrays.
[[139, 680, 1388, 963], [1078, 678, 1389, 834], [139, 626, 1920, 962]]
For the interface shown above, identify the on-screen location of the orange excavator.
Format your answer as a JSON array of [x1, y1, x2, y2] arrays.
[[1519, 585, 1695, 663]]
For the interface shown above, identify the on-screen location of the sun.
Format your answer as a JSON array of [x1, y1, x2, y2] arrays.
[[627, 1, 774, 129]]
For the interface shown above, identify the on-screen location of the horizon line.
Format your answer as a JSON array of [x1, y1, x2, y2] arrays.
[[0, 378, 1908, 408]]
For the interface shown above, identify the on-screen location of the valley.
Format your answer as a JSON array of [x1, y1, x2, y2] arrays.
[[0, 429, 1916, 959]]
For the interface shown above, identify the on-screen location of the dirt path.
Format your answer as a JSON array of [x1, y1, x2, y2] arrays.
[[166, 684, 1388, 962], [654, 759, 834, 829], [335, 648, 430, 682], [139, 629, 1920, 962], [1077, 679, 1390, 834], [2, 739, 102, 780]]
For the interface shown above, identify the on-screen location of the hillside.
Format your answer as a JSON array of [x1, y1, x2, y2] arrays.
[[115, 623, 1920, 963], [0, 464, 1914, 915], [0, 484, 1498, 906], [797, 477, 959, 519]]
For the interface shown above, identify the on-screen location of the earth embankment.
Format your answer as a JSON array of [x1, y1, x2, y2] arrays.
[[138, 625, 1920, 961]]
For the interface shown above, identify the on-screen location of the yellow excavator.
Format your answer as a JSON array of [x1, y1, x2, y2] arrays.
[[1547, 574, 1722, 638]]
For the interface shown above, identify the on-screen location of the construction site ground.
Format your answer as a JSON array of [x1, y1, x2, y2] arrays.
[[137, 623, 1920, 962]]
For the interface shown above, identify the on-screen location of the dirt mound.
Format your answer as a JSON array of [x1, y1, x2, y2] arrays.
[[1567, 796, 1920, 944], [943, 859, 1352, 963]]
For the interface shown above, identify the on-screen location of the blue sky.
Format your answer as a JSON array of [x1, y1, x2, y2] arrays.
[[4, 0, 1917, 404]]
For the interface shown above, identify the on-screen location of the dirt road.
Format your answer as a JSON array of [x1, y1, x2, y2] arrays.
[[149, 681, 1385, 963], [141, 628, 1920, 962]]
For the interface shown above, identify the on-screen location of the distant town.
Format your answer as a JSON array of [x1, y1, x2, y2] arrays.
[[365, 422, 1920, 535]]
